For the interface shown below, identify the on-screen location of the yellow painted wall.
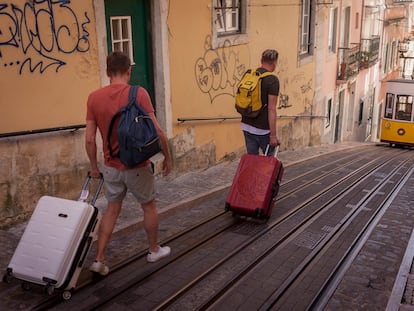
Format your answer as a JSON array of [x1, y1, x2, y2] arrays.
[[248, 2, 315, 118], [167, 1, 245, 159], [167, 1, 315, 159], [0, 1, 101, 134], [0, 0, 102, 226]]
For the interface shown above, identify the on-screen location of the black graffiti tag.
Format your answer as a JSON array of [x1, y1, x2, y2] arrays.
[[195, 36, 248, 103], [0, 0, 91, 74]]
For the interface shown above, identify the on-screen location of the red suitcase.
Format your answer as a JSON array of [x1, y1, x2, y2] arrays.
[[225, 146, 284, 219]]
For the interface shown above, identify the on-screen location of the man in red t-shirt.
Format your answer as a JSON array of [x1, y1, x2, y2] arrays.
[[85, 51, 172, 275]]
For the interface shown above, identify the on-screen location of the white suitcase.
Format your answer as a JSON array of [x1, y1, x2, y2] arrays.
[[3, 174, 103, 300]]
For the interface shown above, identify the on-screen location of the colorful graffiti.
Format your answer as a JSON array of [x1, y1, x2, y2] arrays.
[[0, 0, 91, 74], [195, 35, 249, 103]]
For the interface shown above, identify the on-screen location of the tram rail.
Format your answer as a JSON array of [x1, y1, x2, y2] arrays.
[[2, 145, 412, 310], [160, 149, 412, 310]]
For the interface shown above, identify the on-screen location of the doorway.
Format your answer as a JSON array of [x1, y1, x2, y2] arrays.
[[105, 0, 155, 102]]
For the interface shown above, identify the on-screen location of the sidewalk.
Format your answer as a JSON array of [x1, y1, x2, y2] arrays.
[[0, 141, 370, 272]]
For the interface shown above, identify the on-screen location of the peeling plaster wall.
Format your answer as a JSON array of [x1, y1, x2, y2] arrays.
[[0, 130, 100, 228]]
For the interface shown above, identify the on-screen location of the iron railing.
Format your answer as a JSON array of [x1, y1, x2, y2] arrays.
[[177, 115, 327, 124], [0, 124, 85, 139], [360, 36, 380, 70], [337, 43, 360, 81]]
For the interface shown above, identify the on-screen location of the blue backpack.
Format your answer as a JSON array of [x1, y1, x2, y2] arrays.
[[107, 85, 162, 168]]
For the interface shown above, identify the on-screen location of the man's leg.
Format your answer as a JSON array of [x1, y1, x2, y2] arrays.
[[258, 134, 275, 156], [142, 199, 171, 262], [95, 201, 122, 262], [141, 199, 159, 253], [243, 131, 260, 155], [126, 165, 170, 262]]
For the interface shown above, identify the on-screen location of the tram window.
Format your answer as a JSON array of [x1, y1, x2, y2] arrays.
[[395, 95, 413, 121], [384, 93, 394, 119]]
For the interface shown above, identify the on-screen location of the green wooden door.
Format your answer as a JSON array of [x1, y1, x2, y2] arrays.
[[105, 0, 154, 102]]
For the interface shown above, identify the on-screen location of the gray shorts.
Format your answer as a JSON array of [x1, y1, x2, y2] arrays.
[[102, 164, 155, 204]]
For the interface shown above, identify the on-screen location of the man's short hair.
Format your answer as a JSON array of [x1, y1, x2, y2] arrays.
[[107, 51, 131, 76], [261, 49, 279, 64]]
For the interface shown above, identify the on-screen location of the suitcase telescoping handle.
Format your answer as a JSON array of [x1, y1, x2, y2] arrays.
[[264, 144, 280, 158], [78, 172, 104, 205]]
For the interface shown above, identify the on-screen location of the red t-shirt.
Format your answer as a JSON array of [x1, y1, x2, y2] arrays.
[[86, 84, 155, 170]]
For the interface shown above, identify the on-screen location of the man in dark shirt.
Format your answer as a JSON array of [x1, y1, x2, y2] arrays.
[[241, 49, 280, 155]]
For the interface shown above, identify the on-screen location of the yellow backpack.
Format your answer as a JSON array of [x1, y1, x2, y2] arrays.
[[235, 69, 272, 118]]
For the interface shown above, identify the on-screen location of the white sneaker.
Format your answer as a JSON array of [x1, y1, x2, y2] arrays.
[[147, 246, 171, 263], [89, 260, 109, 276]]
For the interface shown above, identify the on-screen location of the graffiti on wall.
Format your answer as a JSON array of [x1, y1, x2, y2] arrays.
[[275, 56, 313, 110], [194, 37, 314, 111], [0, 0, 91, 74], [195, 35, 249, 103], [291, 72, 313, 111]]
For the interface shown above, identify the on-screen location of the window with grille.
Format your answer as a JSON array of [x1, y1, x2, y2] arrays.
[[358, 100, 364, 126], [215, 0, 240, 35], [326, 98, 332, 128], [300, 0, 315, 57], [389, 41, 396, 72], [110, 16, 135, 64], [300, 0, 311, 55], [328, 7, 338, 53], [212, 0, 248, 48], [383, 42, 389, 74]]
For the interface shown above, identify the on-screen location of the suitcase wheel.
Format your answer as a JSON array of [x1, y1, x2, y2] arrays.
[[2, 271, 12, 283], [255, 208, 264, 218], [2, 275, 9, 283], [21, 281, 32, 291], [224, 203, 230, 212], [62, 290, 72, 300], [45, 284, 55, 296]]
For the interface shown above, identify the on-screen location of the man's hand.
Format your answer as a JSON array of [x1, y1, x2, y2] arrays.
[[270, 135, 279, 147], [89, 167, 101, 179]]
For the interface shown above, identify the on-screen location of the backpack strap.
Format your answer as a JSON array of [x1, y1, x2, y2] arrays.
[[256, 71, 274, 109], [125, 85, 139, 109], [259, 71, 273, 78], [240, 69, 252, 80], [107, 85, 139, 158]]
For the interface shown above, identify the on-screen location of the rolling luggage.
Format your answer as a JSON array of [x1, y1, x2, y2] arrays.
[[3, 173, 103, 300], [225, 146, 284, 220]]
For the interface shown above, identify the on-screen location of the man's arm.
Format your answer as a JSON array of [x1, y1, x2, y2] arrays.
[[85, 120, 100, 178], [268, 94, 279, 146]]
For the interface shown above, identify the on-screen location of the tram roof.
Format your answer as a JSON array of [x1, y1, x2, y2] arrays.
[[387, 79, 414, 84], [386, 79, 414, 94]]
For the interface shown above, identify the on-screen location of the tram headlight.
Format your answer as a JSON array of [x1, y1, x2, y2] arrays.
[[397, 128, 405, 136], [385, 122, 391, 129]]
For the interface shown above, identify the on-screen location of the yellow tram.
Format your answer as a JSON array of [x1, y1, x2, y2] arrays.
[[380, 79, 414, 147]]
